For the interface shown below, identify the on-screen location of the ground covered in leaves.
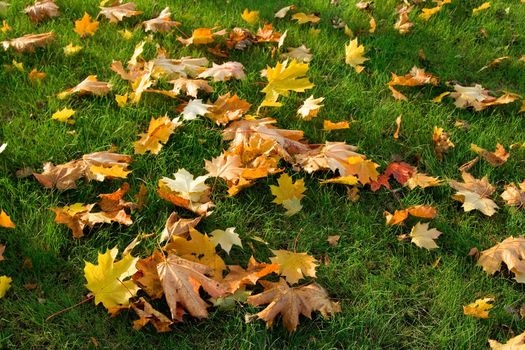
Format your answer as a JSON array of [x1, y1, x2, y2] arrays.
[[1, 0, 525, 349]]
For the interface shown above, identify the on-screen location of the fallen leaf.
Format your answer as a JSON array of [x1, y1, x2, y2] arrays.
[[270, 249, 317, 284], [157, 254, 227, 320], [473, 2, 491, 15], [241, 9, 259, 24], [470, 143, 509, 167], [384, 205, 437, 225], [409, 222, 442, 250], [51, 108, 76, 124], [98, 2, 142, 23], [394, 115, 402, 139], [0, 276, 12, 298], [209, 227, 242, 254], [479, 236, 525, 282], [292, 13, 320, 24], [270, 174, 306, 216], [142, 7, 179, 32], [327, 235, 340, 246], [0, 210, 15, 228], [247, 279, 340, 332], [449, 172, 498, 216], [57, 75, 111, 99], [84, 247, 139, 310], [281, 45, 312, 63], [297, 95, 324, 120], [131, 298, 172, 332], [223, 257, 279, 293], [2, 32, 54, 53], [205, 93, 251, 125], [489, 331, 525, 349], [134, 116, 181, 155], [198, 61, 246, 82], [463, 297, 494, 319], [323, 120, 349, 130], [63, 43, 82, 56], [74, 13, 99, 38], [25, 0, 59, 23], [433, 127, 454, 160], [345, 38, 368, 73], [275, 5, 295, 18], [501, 182, 525, 208]]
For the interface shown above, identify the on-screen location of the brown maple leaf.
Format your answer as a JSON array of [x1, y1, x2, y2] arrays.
[[222, 257, 279, 293], [2, 32, 54, 53], [133, 250, 164, 299], [157, 254, 228, 320], [131, 297, 173, 332], [25, 0, 59, 23], [449, 172, 498, 216], [470, 143, 509, 167], [142, 7, 180, 32], [247, 279, 341, 332], [206, 93, 251, 125], [57, 75, 111, 99], [501, 182, 525, 208], [478, 236, 525, 283], [98, 2, 142, 23]]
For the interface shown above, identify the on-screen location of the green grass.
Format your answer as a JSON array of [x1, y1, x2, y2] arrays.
[[1, 0, 525, 348]]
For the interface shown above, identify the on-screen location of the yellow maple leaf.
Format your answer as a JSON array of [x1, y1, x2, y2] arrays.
[[409, 222, 442, 250], [463, 297, 494, 319], [1, 20, 11, 33], [89, 165, 131, 179], [346, 156, 379, 184], [261, 59, 314, 107], [0, 210, 15, 228], [115, 93, 128, 108], [74, 12, 99, 38], [270, 250, 317, 284], [51, 108, 76, 124], [12, 60, 24, 72], [345, 38, 368, 73], [323, 120, 350, 130], [241, 9, 259, 24], [473, 2, 491, 15], [270, 174, 306, 216], [134, 116, 179, 155], [0, 276, 12, 298], [63, 43, 82, 56], [84, 247, 139, 310], [291, 12, 320, 24], [169, 228, 226, 278], [118, 29, 133, 40]]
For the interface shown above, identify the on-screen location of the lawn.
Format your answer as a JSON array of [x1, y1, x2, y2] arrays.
[[1, 0, 525, 349]]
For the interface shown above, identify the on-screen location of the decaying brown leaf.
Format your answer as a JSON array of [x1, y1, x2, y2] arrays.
[[384, 205, 437, 225], [433, 127, 454, 160], [501, 182, 525, 208], [478, 236, 525, 283], [25, 0, 59, 23], [470, 143, 509, 167], [449, 172, 498, 216], [99, 2, 142, 23], [142, 7, 180, 32], [2, 32, 54, 53], [247, 279, 340, 332], [57, 75, 111, 99]]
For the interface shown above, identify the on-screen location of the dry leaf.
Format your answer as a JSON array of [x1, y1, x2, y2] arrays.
[[247, 279, 340, 332], [197, 61, 246, 82], [142, 7, 179, 32], [99, 2, 142, 23], [323, 120, 349, 130], [501, 182, 525, 208], [384, 205, 437, 225], [281, 45, 312, 63], [205, 93, 251, 125], [270, 174, 306, 216], [297, 95, 324, 120], [275, 5, 295, 18], [74, 13, 99, 38], [463, 297, 494, 319], [292, 13, 320, 24], [270, 249, 317, 284], [489, 331, 525, 349], [409, 222, 442, 250], [25, 0, 59, 23], [2, 32, 54, 53], [345, 38, 368, 73], [131, 298, 172, 332], [209, 227, 242, 254], [470, 143, 509, 167], [479, 236, 525, 282], [134, 116, 181, 155], [223, 257, 279, 293], [241, 9, 259, 24], [51, 108, 76, 124], [449, 172, 498, 216], [0, 210, 15, 228], [57, 75, 111, 99], [433, 127, 454, 160]]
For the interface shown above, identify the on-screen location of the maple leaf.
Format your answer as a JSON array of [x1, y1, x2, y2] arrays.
[[57, 75, 111, 99], [168, 78, 213, 98], [419, 1, 451, 21], [297, 95, 324, 120], [432, 127, 454, 160], [84, 247, 139, 310], [292, 13, 320, 24], [346, 156, 379, 185], [25, 0, 59, 23], [409, 222, 442, 250], [478, 236, 525, 282], [131, 298, 172, 332], [156, 254, 228, 320], [205, 93, 251, 125], [295, 141, 361, 175], [388, 67, 439, 87], [270, 174, 306, 216], [63, 43, 82, 56], [2, 32, 54, 53], [142, 7, 179, 32], [177, 28, 226, 46], [167, 228, 226, 278], [270, 249, 317, 284], [471, 143, 509, 167], [323, 120, 350, 130], [241, 9, 259, 24], [384, 205, 437, 225], [28, 68, 46, 82], [159, 212, 201, 243], [394, 5, 413, 34], [473, 2, 491, 15], [222, 257, 279, 293], [74, 13, 99, 38], [501, 182, 525, 208], [449, 172, 498, 216], [0, 210, 15, 228], [261, 59, 314, 107], [132, 250, 164, 299], [275, 5, 295, 18], [158, 169, 213, 216], [320, 176, 358, 186], [489, 331, 525, 349], [463, 297, 494, 319], [204, 153, 244, 182], [404, 172, 442, 190], [99, 2, 142, 23], [256, 23, 282, 43], [150, 56, 209, 80], [83, 152, 132, 181], [209, 227, 242, 254], [181, 99, 212, 121], [345, 38, 368, 73], [247, 279, 340, 332], [34, 160, 86, 190], [449, 84, 519, 111], [51, 108, 75, 124], [197, 62, 246, 82], [281, 45, 313, 63], [134, 116, 181, 155], [0, 276, 12, 298]]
